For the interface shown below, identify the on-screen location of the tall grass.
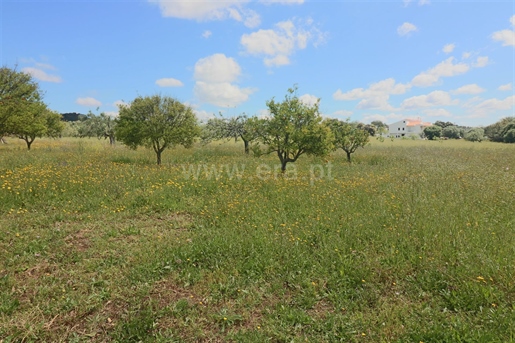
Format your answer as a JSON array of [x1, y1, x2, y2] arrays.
[[1, 137, 514, 342]]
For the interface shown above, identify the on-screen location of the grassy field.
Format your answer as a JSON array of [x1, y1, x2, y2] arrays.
[[1, 137, 515, 342]]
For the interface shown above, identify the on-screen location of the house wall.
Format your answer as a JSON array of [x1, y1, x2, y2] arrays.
[[388, 120, 427, 138]]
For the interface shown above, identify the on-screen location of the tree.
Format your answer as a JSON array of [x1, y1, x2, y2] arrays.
[[501, 123, 515, 143], [202, 114, 255, 154], [423, 125, 442, 140], [0, 66, 64, 149], [0, 66, 43, 142], [115, 95, 199, 165], [325, 119, 370, 162], [441, 125, 462, 139], [434, 121, 455, 129], [77, 111, 117, 145], [464, 128, 484, 142], [484, 117, 515, 142], [250, 86, 333, 172]]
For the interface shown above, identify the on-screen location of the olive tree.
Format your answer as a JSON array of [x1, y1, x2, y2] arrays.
[[250, 87, 333, 172], [77, 111, 117, 145], [0, 66, 64, 149], [202, 114, 254, 154], [115, 95, 199, 165], [325, 119, 370, 162], [464, 128, 484, 142], [423, 125, 442, 140]]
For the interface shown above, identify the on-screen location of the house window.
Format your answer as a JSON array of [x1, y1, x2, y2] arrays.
[[402, 128, 405, 131], [398, 127, 400, 130]]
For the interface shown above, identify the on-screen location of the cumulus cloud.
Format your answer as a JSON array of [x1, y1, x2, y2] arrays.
[[299, 94, 319, 106], [362, 113, 402, 124], [499, 83, 512, 91], [76, 97, 102, 107], [241, 18, 326, 67], [401, 90, 458, 109], [193, 53, 255, 107], [155, 78, 184, 87], [423, 108, 452, 117], [22, 67, 62, 83], [492, 15, 515, 46], [451, 84, 485, 95], [442, 43, 455, 54], [148, 0, 261, 28], [333, 110, 353, 117], [397, 22, 417, 36], [473, 56, 489, 68], [202, 30, 212, 38], [418, 0, 430, 5], [333, 78, 410, 111], [411, 57, 469, 87], [472, 95, 515, 112]]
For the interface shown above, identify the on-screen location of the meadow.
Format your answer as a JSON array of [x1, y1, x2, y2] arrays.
[[1, 137, 514, 342]]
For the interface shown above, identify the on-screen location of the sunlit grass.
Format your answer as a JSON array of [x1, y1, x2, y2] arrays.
[[1, 137, 514, 341]]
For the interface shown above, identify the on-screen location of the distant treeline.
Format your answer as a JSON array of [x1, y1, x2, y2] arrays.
[[61, 112, 86, 122]]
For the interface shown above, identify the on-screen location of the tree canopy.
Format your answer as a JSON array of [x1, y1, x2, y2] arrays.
[[202, 114, 254, 154], [325, 119, 370, 162], [115, 95, 199, 165], [423, 125, 442, 140], [77, 111, 117, 145], [250, 87, 333, 172], [0, 66, 64, 149]]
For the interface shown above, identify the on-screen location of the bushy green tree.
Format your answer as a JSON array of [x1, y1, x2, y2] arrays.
[[325, 119, 370, 162], [77, 111, 117, 145], [441, 125, 462, 139], [202, 114, 254, 154], [484, 117, 515, 142], [0, 66, 64, 149], [434, 121, 455, 128], [423, 125, 442, 140], [464, 128, 484, 142], [250, 86, 333, 172], [115, 95, 199, 165]]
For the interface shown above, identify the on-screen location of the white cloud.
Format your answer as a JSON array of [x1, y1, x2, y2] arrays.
[[473, 56, 489, 68], [193, 109, 215, 122], [499, 83, 512, 91], [362, 113, 402, 124], [402, 0, 412, 7], [333, 110, 353, 117], [76, 97, 102, 107], [442, 43, 455, 54], [423, 108, 452, 117], [451, 84, 485, 95], [397, 22, 417, 36], [22, 67, 62, 83], [241, 18, 325, 67], [333, 78, 410, 111], [473, 95, 515, 112], [148, 0, 261, 28], [418, 0, 430, 5], [193, 53, 255, 107], [299, 94, 319, 106], [492, 16, 515, 46], [194, 53, 241, 83], [114, 100, 129, 108], [411, 57, 469, 87], [202, 30, 212, 38], [462, 52, 471, 59], [401, 90, 458, 109], [155, 78, 184, 87]]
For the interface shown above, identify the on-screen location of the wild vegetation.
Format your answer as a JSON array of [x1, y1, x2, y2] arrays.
[[1, 137, 514, 342]]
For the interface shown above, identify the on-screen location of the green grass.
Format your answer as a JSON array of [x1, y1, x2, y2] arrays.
[[1, 137, 515, 342]]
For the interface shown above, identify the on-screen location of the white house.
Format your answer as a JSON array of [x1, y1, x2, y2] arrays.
[[388, 118, 432, 138]]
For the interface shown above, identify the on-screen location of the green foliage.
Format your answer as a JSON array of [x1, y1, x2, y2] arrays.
[[77, 111, 117, 145], [484, 117, 515, 142], [0, 66, 63, 149], [441, 125, 462, 139], [115, 94, 199, 165], [433, 120, 455, 128], [423, 125, 442, 140], [325, 119, 370, 162], [500, 123, 515, 143], [202, 114, 254, 154], [464, 128, 484, 142], [250, 86, 333, 171]]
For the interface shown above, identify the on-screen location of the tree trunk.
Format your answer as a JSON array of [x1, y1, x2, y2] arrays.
[[281, 159, 288, 173], [346, 151, 351, 163], [156, 150, 162, 165], [109, 135, 115, 145], [0, 137, 6, 144], [244, 139, 249, 154]]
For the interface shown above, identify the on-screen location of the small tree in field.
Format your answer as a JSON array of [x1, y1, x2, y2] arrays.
[[202, 114, 254, 154], [115, 95, 199, 165], [423, 125, 442, 140], [325, 119, 370, 162], [250, 86, 333, 172], [77, 111, 117, 145], [464, 128, 484, 142]]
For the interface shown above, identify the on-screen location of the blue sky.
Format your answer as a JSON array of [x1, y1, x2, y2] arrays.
[[1, 0, 514, 126]]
